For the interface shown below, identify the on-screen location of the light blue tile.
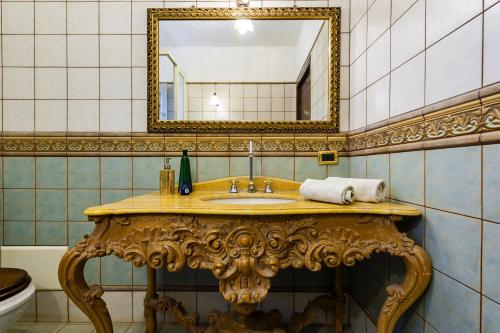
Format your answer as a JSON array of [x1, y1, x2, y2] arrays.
[[482, 296, 500, 333], [68, 189, 100, 221], [101, 256, 132, 285], [133, 189, 155, 196], [101, 190, 132, 205], [394, 311, 424, 333], [101, 157, 132, 189], [132, 266, 148, 285], [165, 267, 197, 286], [390, 151, 424, 205], [426, 147, 481, 217], [365, 274, 386, 319], [367, 154, 389, 197], [133, 157, 163, 189], [4, 157, 35, 188], [229, 156, 261, 177], [424, 323, 439, 333], [68, 157, 100, 188], [68, 222, 94, 247], [349, 156, 366, 178], [483, 222, 500, 303], [424, 269, 480, 333], [425, 208, 481, 290], [294, 157, 327, 181], [484, 144, 500, 222], [84, 258, 100, 285], [0, 158, 3, 187], [4, 189, 35, 220], [36, 222, 67, 246], [327, 156, 349, 177], [4, 221, 35, 245], [36, 157, 67, 188], [197, 157, 229, 182], [36, 189, 67, 221], [262, 157, 294, 180]]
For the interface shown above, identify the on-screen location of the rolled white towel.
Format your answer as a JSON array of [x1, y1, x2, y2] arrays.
[[326, 177, 385, 203], [299, 179, 355, 205]]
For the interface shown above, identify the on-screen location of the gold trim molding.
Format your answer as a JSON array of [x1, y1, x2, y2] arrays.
[[0, 94, 499, 156], [146, 7, 341, 134]]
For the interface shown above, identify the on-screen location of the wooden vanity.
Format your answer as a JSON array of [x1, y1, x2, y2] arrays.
[[58, 177, 431, 333]]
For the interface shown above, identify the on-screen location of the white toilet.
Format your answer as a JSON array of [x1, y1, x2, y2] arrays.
[[0, 268, 36, 333]]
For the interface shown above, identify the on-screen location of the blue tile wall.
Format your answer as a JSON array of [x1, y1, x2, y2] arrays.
[[68, 157, 100, 189], [483, 144, 500, 223], [483, 222, 500, 304], [349, 156, 366, 178], [3, 157, 35, 188], [426, 147, 481, 218], [425, 208, 481, 290], [133, 157, 163, 189], [482, 297, 500, 333], [294, 157, 327, 181], [101, 157, 132, 189], [366, 154, 389, 195], [390, 151, 424, 205], [424, 270, 480, 333], [36, 157, 67, 189]]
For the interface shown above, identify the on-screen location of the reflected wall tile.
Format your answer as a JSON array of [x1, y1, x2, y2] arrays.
[[101, 256, 132, 286], [482, 296, 500, 333], [36, 222, 67, 246], [68, 222, 94, 247], [294, 157, 327, 181], [68, 158, 100, 189], [425, 146, 481, 217], [101, 157, 132, 189], [102, 291, 133, 323], [483, 222, 500, 303], [424, 269, 480, 333], [425, 208, 481, 290], [262, 157, 294, 180], [36, 157, 67, 189], [4, 221, 35, 245], [4, 157, 35, 189], [4, 189, 35, 221], [36, 189, 67, 221], [484, 3, 500, 85], [68, 190, 100, 222], [484, 144, 500, 223], [389, 151, 424, 205]]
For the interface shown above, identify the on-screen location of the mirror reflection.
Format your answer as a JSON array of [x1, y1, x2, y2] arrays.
[[158, 19, 330, 122]]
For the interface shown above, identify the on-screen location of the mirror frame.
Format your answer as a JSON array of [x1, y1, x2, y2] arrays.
[[147, 7, 340, 133]]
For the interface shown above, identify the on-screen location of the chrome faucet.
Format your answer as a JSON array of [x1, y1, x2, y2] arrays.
[[247, 140, 256, 192]]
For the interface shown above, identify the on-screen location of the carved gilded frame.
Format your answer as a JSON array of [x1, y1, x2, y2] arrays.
[[147, 7, 341, 133]]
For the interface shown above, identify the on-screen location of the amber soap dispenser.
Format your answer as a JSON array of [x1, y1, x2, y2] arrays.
[[160, 157, 175, 195]]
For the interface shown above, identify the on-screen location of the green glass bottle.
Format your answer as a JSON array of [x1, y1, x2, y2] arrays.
[[178, 149, 193, 195]]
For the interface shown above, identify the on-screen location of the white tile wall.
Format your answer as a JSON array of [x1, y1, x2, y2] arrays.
[[426, 0, 482, 46], [390, 0, 425, 69], [349, 0, 498, 130], [425, 16, 482, 105], [366, 0, 390, 46], [483, 3, 500, 86]]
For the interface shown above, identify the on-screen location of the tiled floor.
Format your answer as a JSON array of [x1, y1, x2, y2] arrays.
[[6, 323, 186, 333]]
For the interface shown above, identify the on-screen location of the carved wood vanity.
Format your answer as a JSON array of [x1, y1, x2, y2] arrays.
[[58, 177, 431, 333]]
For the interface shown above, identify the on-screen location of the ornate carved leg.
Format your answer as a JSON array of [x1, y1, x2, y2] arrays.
[[58, 248, 113, 333], [376, 245, 431, 333], [144, 267, 158, 333]]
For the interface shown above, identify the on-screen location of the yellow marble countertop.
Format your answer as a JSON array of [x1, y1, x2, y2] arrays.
[[84, 177, 421, 217]]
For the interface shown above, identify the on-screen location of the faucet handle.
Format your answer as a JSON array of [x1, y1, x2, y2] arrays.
[[229, 179, 239, 193], [263, 179, 274, 193]]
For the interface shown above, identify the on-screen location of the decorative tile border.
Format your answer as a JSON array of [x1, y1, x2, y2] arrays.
[[0, 94, 498, 156]]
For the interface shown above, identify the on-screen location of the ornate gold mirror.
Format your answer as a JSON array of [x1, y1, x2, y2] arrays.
[[147, 7, 340, 133]]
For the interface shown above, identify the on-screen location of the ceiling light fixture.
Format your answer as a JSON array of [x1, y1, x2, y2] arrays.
[[209, 92, 221, 107], [234, 19, 254, 35]]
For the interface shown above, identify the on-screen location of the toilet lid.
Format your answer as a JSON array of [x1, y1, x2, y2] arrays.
[[0, 268, 32, 301]]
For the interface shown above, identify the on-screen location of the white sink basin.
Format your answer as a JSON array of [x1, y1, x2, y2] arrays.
[[205, 197, 298, 205]]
